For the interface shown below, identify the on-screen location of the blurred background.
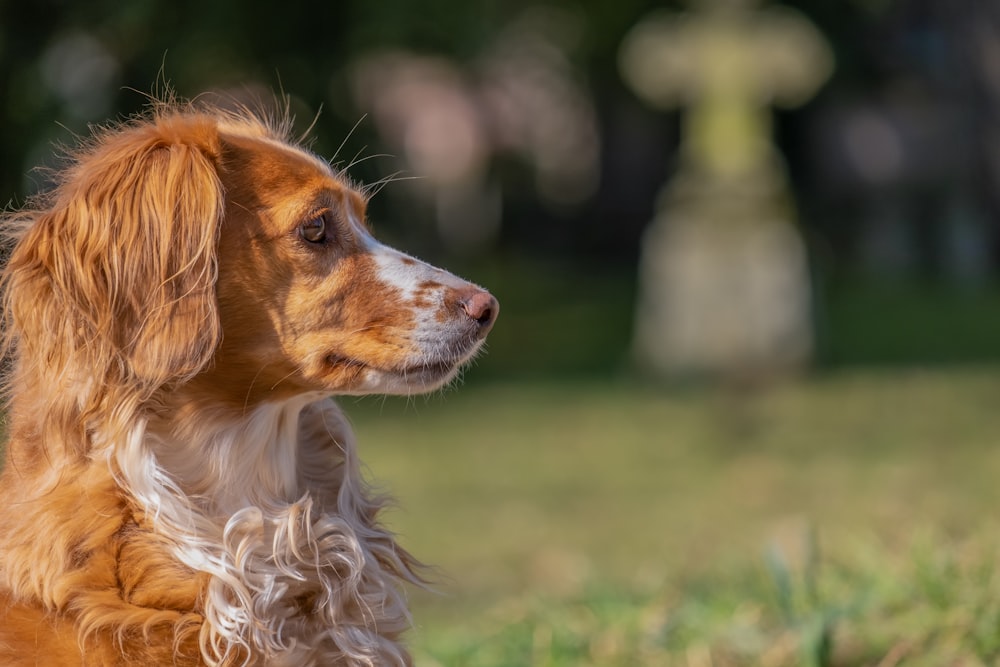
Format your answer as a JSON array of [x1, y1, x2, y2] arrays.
[[5, 1, 1000, 664]]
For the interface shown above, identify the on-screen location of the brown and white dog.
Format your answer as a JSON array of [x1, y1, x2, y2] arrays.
[[0, 100, 497, 665]]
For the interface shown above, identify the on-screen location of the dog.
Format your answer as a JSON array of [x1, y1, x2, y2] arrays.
[[0, 99, 498, 666]]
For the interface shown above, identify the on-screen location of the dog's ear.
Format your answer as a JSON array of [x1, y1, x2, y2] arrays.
[[4, 115, 224, 392]]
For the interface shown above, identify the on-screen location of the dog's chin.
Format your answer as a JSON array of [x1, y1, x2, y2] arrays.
[[322, 354, 468, 395], [373, 361, 462, 395]]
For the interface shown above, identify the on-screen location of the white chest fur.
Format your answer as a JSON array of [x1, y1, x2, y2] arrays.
[[112, 397, 412, 666]]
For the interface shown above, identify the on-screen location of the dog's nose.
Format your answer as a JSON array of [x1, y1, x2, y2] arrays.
[[459, 289, 499, 333]]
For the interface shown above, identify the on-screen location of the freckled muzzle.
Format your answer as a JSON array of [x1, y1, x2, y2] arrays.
[[377, 272, 499, 392], [319, 250, 498, 395], [408, 279, 498, 366]]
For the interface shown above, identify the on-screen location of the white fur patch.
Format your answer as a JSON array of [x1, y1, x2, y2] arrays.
[[112, 397, 412, 666]]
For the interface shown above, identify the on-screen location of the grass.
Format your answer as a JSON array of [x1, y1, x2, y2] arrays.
[[344, 368, 1000, 665]]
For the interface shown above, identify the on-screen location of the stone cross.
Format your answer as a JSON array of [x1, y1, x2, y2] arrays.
[[620, 0, 832, 379]]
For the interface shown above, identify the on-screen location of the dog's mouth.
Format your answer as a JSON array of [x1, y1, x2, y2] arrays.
[[324, 354, 462, 387]]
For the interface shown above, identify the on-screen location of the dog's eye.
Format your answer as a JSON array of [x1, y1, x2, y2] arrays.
[[300, 213, 328, 244]]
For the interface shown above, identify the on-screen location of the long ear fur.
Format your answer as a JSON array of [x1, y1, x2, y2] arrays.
[[1, 113, 224, 455]]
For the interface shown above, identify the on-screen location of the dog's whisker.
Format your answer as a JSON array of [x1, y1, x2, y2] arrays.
[[297, 103, 324, 146], [268, 367, 303, 392], [363, 172, 424, 199], [343, 145, 370, 173], [244, 363, 272, 416], [330, 115, 367, 166], [339, 152, 396, 174]]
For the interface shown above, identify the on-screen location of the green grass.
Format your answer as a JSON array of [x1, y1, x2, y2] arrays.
[[344, 368, 1000, 665]]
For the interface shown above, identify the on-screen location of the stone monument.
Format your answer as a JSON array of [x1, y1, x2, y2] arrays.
[[620, 0, 832, 379]]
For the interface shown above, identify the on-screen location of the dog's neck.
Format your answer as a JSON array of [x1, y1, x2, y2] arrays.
[[109, 392, 414, 665], [139, 393, 330, 513]]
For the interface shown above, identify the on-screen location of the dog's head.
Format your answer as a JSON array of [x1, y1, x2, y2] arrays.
[[209, 128, 498, 402], [3, 105, 497, 413]]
